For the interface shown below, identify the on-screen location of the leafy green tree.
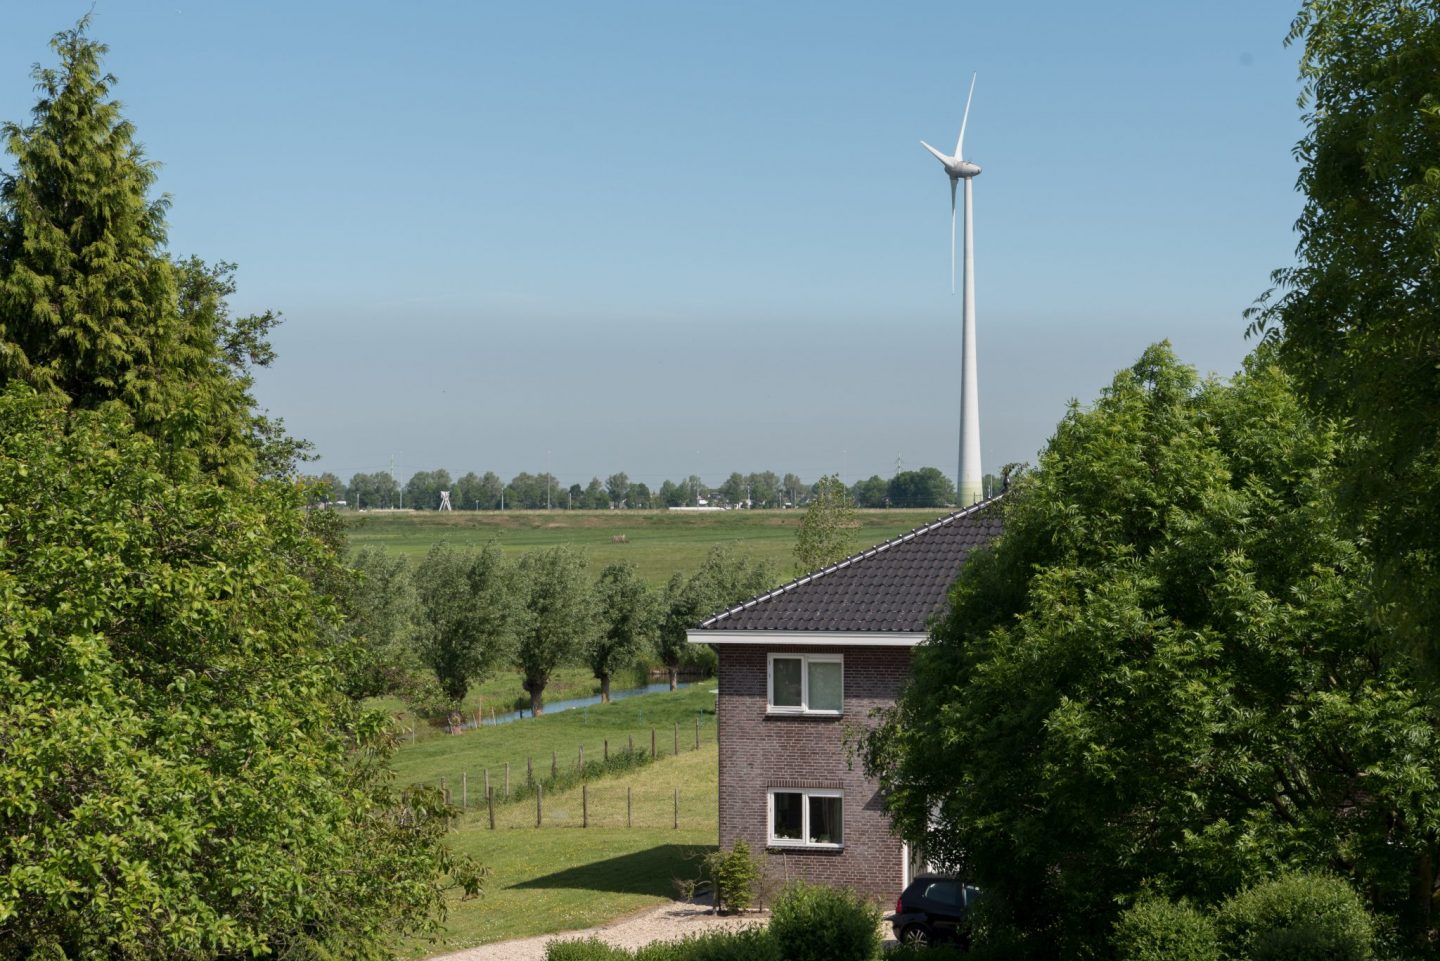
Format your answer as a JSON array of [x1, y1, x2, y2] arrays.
[[850, 474, 889, 508], [405, 468, 453, 511], [605, 471, 630, 508], [719, 471, 747, 506], [314, 470, 346, 504], [477, 470, 504, 509], [748, 470, 781, 508], [584, 476, 609, 509], [1247, 2, 1440, 670], [887, 466, 955, 507], [414, 543, 513, 705], [0, 386, 468, 959], [659, 479, 685, 507], [348, 470, 400, 509], [795, 473, 856, 573], [338, 547, 423, 699], [658, 546, 776, 689], [0, 26, 300, 483], [590, 563, 657, 701], [453, 470, 483, 510], [782, 472, 805, 507], [864, 345, 1440, 956], [630, 481, 652, 508], [513, 545, 594, 714]]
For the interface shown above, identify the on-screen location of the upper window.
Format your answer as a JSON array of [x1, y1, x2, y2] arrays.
[[768, 653, 843, 714]]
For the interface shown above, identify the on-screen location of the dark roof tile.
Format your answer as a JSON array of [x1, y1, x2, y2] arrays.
[[695, 495, 1004, 633]]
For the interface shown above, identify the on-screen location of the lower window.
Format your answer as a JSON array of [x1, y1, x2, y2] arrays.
[[768, 788, 843, 847]]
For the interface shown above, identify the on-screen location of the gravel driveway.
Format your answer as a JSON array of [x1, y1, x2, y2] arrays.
[[424, 898, 767, 961]]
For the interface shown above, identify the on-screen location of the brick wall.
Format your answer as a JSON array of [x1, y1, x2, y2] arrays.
[[715, 642, 912, 902]]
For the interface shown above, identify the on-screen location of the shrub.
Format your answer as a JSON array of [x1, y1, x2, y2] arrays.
[[769, 881, 881, 961], [1113, 897, 1221, 961], [635, 928, 778, 961], [546, 939, 630, 961], [702, 840, 764, 913], [1217, 874, 1375, 961]]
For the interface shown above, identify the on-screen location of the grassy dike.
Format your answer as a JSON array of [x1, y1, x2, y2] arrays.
[[394, 687, 721, 958], [345, 508, 945, 585]]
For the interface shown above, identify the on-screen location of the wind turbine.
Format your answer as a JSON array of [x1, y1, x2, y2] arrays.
[[921, 73, 984, 507]]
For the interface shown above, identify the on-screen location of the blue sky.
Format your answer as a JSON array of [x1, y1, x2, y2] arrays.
[[1, 1, 1305, 491]]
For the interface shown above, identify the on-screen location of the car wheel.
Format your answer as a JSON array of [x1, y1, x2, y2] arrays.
[[900, 923, 933, 946]]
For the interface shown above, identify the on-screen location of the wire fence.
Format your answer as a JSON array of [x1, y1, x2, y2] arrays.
[[428, 718, 712, 829]]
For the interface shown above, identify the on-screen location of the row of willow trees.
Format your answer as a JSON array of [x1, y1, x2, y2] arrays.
[[342, 543, 774, 716]]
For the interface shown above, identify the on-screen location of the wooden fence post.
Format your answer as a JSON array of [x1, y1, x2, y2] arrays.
[[578, 744, 584, 772], [695, 716, 700, 750], [628, 734, 634, 755], [651, 728, 656, 759], [484, 768, 490, 800], [673, 787, 679, 829], [536, 784, 543, 828], [582, 784, 588, 828], [551, 750, 557, 781], [627, 786, 632, 828], [488, 787, 495, 830], [505, 762, 510, 799], [604, 738, 609, 762], [526, 756, 533, 787]]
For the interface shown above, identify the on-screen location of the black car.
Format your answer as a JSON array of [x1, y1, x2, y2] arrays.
[[887, 875, 981, 946]]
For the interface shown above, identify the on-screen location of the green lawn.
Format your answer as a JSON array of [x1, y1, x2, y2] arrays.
[[344, 508, 947, 585], [401, 737, 720, 958], [386, 684, 716, 794], [368, 665, 659, 745]]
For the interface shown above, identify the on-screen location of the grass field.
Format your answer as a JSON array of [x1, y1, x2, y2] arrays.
[[344, 508, 948, 585], [387, 684, 716, 793], [368, 665, 661, 744], [392, 689, 720, 958]]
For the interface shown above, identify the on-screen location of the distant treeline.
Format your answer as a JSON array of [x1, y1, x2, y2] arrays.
[[306, 466, 1000, 511]]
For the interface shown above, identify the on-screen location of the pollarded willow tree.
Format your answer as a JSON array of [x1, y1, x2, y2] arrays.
[[590, 562, 658, 702], [1248, 1, 1440, 668], [864, 344, 1440, 958], [794, 474, 855, 574], [513, 545, 595, 714], [414, 543, 514, 705]]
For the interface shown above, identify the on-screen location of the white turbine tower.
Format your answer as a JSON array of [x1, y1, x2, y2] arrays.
[[921, 73, 983, 507]]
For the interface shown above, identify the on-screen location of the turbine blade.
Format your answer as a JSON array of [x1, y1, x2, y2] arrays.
[[920, 140, 952, 165], [956, 73, 977, 158], [950, 178, 957, 294]]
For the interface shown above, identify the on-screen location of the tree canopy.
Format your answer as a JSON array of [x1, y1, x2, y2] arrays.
[[0, 23, 296, 482], [864, 345, 1440, 957], [1249, 1, 1440, 668], [794, 473, 856, 573], [0, 388, 468, 959]]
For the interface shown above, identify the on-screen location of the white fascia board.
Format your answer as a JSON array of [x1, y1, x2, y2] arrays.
[[686, 630, 926, 647]]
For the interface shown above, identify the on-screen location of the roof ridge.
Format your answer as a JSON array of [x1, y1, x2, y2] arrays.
[[696, 492, 1006, 629]]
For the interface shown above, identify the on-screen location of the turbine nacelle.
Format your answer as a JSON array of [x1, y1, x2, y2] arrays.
[[919, 142, 982, 180]]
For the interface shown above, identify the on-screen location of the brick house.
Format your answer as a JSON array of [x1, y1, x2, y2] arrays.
[[686, 498, 1003, 901]]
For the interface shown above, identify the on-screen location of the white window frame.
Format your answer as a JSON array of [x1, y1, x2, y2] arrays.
[[767, 788, 844, 849], [766, 653, 843, 715]]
